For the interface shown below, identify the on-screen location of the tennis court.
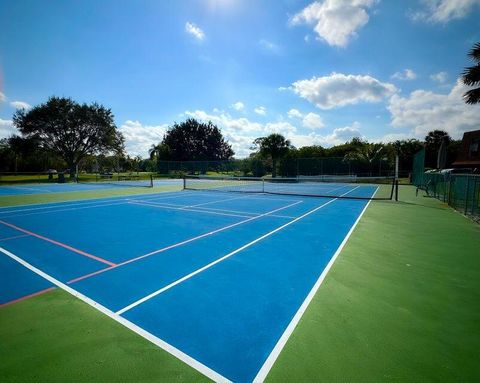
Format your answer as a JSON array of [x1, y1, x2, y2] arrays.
[[0, 178, 383, 382], [0, 178, 182, 196]]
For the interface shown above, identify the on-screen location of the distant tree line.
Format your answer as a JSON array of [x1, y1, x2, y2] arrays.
[[0, 105, 462, 178]]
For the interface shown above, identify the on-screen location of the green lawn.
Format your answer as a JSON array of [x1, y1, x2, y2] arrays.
[[0, 289, 210, 383], [0, 185, 479, 382]]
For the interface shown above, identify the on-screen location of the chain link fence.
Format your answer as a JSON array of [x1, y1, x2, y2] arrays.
[[412, 147, 479, 222], [157, 157, 396, 178]]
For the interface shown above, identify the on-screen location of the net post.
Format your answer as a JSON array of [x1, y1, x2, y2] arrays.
[[182, 177, 186, 190], [149, 174, 154, 188]]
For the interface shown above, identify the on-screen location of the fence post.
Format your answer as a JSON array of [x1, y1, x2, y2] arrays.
[[472, 177, 478, 216], [464, 175, 470, 216]]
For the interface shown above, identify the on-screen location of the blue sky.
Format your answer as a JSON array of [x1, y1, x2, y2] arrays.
[[0, 0, 479, 157]]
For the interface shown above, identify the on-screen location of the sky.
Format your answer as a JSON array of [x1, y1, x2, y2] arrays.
[[0, 0, 479, 158]]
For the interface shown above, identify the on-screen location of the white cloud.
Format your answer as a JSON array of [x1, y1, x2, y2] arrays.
[[285, 122, 362, 148], [430, 71, 448, 83], [0, 119, 17, 139], [288, 108, 303, 118], [302, 112, 325, 129], [326, 122, 362, 143], [373, 132, 413, 143], [388, 79, 477, 139], [391, 69, 417, 81], [119, 120, 168, 157], [185, 110, 262, 133], [185, 22, 205, 40], [410, 0, 480, 23], [292, 72, 397, 109], [254, 106, 267, 115], [290, 0, 377, 47], [10, 101, 31, 110], [0, 92, 6, 102], [264, 121, 297, 135], [184, 108, 363, 156], [259, 39, 281, 54], [231, 101, 245, 111], [186, 110, 299, 156]]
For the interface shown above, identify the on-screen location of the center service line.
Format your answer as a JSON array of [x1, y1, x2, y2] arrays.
[[68, 199, 302, 284], [116, 188, 359, 315]]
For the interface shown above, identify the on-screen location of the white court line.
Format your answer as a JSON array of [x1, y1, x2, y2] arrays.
[[9, 186, 54, 193], [0, 189, 192, 212], [128, 200, 253, 219], [192, 206, 297, 220], [129, 200, 296, 220], [0, 246, 231, 383], [121, 200, 302, 264], [186, 194, 256, 208], [67, 200, 302, 284], [1, 201, 129, 219], [253, 187, 377, 383], [142, 192, 298, 204], [0, 190, 199, 218], [115, 187, 359, 316]]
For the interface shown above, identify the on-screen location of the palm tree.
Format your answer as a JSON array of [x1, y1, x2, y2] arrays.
[[149, 144, 161, 160], [462, 42, 480, 104], [344, 143, 384, 176], [253, 134, 292, 177]]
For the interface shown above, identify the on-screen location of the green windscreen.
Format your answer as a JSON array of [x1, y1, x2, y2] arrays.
[[412, 148, 425, 187]]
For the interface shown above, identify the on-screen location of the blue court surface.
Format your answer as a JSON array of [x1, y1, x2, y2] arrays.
[[0, 179, 181, 196], [0, 188, 373, 382]]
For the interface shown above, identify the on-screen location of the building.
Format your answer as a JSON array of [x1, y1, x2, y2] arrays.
[[452, 129, 480, 170]]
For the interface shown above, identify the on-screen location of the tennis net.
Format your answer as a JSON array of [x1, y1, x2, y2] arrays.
[[77, 174, 153, 188], [183, 175, 397, 200]]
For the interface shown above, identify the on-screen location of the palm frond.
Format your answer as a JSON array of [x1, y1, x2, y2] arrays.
[[462, 65, 480, 86], [468, 42, 480, 62], [463, 87, 480, 105]]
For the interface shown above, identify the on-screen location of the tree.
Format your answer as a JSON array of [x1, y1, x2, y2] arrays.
[[343, 142, 384, 175], [252, 134, 293, 177], [387, 139, 423, 174], [296, 145, 325, 158], [13, 97, 124, 177], [462, 42, 480, 105], [424, 130, 451, 169], [161, 118, 234, 161]]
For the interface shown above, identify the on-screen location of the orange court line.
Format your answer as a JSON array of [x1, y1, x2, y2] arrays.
[[0, 220, 116, 267], [0, 287, 56, 309]]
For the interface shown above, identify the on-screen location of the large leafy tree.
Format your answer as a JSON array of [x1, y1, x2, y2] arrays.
[[252, 133, 293, 177], [424, 130, 451, 168], [161, 118, 234, 161], [13, 97, 124, 177], [462, 42, 480, 105]]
